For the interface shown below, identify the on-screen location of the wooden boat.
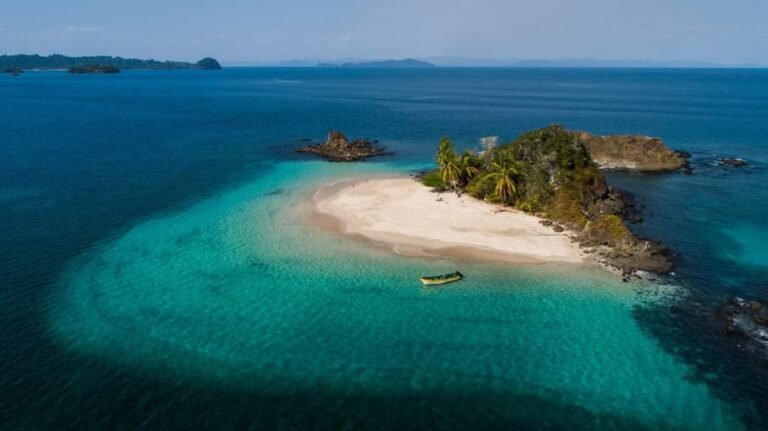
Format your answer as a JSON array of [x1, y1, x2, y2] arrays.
[[420, 271, 463, 286]]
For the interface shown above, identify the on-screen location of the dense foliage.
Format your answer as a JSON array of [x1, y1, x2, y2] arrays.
[[68, 64, 121, 74], [422, 125, 675, 274], [423, 125, 609, 225], [0, 54, 221, 71], [195, 57, 222, 70], [1, 67, 22, 74]]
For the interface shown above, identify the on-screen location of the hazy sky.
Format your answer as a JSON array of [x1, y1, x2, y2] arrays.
[[2, 0, 767, 64]]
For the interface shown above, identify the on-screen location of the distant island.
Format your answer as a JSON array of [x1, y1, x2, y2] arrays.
[[0, 54, 222, 71], [318, 58, 435, 68]]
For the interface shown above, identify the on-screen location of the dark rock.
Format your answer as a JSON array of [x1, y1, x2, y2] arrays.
[[540, 220, 554, 227], [753, 315, 768, 326], [297, 130, 392, 162], [717, 158, 748, 167], [552, 225, 564, 233], [584, 233, 675, 274], [718, 296, 768, 356], [723, 321, 744, 337]]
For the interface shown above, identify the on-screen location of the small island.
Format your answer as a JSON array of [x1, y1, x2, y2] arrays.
[[310, 125, 675, 275], [298, 130, 391, 161], [68, 64, 121, 74], [194, 57, 222, 70]]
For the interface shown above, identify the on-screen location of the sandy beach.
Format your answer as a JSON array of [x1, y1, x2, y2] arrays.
[[309, 177, 584, 264]]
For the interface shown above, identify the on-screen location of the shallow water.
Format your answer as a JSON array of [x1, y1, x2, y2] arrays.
[[2, 68, 768, 429], [49, 162, 742, 429]]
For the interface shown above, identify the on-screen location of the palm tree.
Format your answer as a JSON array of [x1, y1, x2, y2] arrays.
[[482, 155, 520, 204], [437, 138, 461, 189], [459, 151, 479, 184]]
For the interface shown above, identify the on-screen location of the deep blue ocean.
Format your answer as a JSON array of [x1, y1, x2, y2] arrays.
[[1, 68, 767, 429]]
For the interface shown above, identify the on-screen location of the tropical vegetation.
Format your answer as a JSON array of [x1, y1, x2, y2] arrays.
[[423, 125, 612, 226], [420, 125, 675, 274], [68, 64, 121, 74]]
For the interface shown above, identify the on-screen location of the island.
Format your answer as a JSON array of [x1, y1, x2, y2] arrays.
[[0, 54, 223, 71], [576, 132, 690, 171], [194, 57, 222, 70], [68, 64, 121, 74], [310, 125, 675, 275], [317, 58, 435, 68], [298, 130, 391, 161]]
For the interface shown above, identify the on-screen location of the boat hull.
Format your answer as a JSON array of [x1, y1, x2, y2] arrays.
[[419, 272, 463, 286]]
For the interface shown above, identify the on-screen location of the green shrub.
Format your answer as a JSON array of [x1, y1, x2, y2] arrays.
[[465, 174, 494, 200], [590, 215, 631, 241], [544, 188, 588, 228], [420, 169, 448, 190]]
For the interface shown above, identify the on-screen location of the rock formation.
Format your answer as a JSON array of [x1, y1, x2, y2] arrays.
[[298, 131, 391, 162], [716, 158, 748, 167], [720, 296, 768, 354], [575, 132, 689, 171]]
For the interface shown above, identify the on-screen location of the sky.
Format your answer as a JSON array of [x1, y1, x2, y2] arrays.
[[2, 0, 767, 65]]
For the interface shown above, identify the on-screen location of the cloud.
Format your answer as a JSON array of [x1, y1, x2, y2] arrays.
[[65, 25, 102, 33], [339, 33, 355, 43]]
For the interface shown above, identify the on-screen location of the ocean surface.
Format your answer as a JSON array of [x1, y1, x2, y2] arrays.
[[1, 68, 767, 429]]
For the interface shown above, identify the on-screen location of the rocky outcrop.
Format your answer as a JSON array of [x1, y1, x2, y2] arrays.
[[578, 228, 674, 274], [719, 297, 768, 354], [298, 131, 391, 162], [716, 158, 748, 167], [575, 132, 689, 171], [559, 183, 674, 274]]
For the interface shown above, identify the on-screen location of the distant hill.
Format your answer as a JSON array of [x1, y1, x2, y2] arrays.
[[0, 54, 222, 71], [318, 58, 435, 68], [195, 57, 222, 70]]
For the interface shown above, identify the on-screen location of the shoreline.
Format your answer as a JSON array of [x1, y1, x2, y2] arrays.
[[306, 176, 590, 267]]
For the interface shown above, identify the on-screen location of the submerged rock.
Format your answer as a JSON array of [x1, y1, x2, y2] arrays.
[[575, 132, 689, 171], [716, 158, 748, 167], [298, 130, 391, 162], [719, 297, 768, 353]]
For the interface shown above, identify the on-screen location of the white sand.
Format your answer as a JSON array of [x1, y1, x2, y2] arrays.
[[310, 177, 584, 264]]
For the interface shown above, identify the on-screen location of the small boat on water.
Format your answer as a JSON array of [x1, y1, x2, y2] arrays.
[[420, 271, 463, 286]]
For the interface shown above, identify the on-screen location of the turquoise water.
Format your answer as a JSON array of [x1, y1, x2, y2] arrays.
[[2, 68, 768, 429], [49, 162, 741, 429]]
